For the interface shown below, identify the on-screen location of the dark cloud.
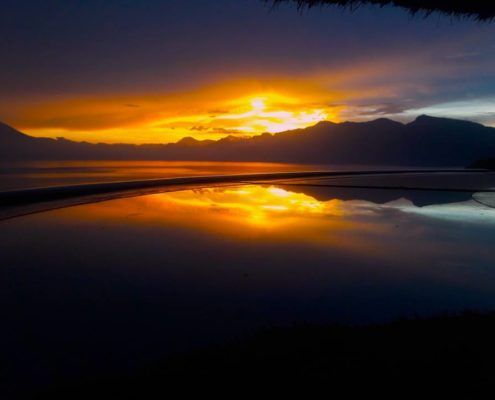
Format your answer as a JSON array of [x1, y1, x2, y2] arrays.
[[1, 0, 495, 136], [356, 103, 410, 116], [190, 126, 209, 131], [209, 128, 245, 135], [1, 0, 493, 100], [189, 126, 245, 135]]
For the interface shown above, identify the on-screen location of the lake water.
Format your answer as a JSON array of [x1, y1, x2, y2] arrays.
[[2, 171, 495, 395], [0, 161, 325, 191]]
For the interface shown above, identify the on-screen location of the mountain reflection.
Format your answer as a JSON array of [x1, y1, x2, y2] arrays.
[[71, 183, 495, 235]]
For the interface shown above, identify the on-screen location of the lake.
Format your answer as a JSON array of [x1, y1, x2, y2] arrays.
[[0, 161, 326, 191]]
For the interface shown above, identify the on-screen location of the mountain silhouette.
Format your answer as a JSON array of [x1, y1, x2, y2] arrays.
[[1, 115, 495, 167], [0, 121, 32, 143]]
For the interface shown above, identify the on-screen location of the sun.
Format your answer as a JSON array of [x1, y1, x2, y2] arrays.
[[250, 97, 267, 112], [215, 92, 330, 134], [240, 93, 329, 133]]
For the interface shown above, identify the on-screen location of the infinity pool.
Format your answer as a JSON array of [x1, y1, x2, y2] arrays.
[[2, 173, 495, 396]]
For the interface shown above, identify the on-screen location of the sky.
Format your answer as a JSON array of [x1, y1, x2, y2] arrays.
[[1, 0, 495, 144]]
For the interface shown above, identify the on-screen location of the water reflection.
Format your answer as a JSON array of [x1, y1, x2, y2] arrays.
[[70, 183, 495, 233], [2, 180, 495, 396], [68, 185, 392, 251], [60, 183, 495, 271], [141, 185, 342, 224], [0, 160, 319, 190]]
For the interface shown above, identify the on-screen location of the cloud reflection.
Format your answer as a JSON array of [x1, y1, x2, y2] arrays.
[[72, 184, 495, 233]]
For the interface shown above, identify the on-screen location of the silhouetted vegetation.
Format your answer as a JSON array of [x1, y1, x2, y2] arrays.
[[39, 312, 495, 397], [270, 0, 495, 21], [469, 158, 495, 170]]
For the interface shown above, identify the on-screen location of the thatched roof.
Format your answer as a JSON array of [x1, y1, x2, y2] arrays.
[[270, 1, 495, 21]]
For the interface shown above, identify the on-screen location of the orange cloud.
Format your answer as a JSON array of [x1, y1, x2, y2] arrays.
[[6, 65, 421, 143], [1, 79, 346, 143], [0, 53, 465, 144]]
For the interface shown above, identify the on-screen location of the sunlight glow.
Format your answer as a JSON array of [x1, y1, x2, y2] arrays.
[[207, 93, 329, 135], [146, 185, 339, 227], [251, 97, 267, 112], [17, 82, 340, 143]]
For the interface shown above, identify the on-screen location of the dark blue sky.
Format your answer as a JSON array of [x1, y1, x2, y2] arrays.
[[1, 0, 494, 143]]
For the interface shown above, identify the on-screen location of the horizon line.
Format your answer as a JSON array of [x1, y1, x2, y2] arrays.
[[1, 114, 488, 147]]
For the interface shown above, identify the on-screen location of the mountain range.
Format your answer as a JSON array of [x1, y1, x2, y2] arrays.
[[1, 115, 495, 167]]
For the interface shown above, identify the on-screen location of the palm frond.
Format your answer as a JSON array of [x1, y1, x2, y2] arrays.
[[269, 1, 495, 21]]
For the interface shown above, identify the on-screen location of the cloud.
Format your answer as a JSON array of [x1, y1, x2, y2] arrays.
[[1, 34, 494, 144], [353, 103, 410, 117], [190, 126, 210, 131], [209, 128, 246, 135]]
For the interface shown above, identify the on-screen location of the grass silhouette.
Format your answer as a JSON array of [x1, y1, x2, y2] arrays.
[[39, 312, 495, 397]]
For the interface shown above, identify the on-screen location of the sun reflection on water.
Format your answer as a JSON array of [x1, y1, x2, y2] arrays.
[[150, 185, 343, 226], [40, 182, 495, 264], [65, 183, 385, 251]]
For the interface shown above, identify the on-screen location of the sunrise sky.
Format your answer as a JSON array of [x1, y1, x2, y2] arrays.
[[1, 0, 495, 144]]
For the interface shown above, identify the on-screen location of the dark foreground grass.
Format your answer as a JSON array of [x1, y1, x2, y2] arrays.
[[39, 312, 495, 397], [470, 158, 495, 170]]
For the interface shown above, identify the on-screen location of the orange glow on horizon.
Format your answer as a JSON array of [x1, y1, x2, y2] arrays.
[[23, 92, 333, 144], [1, 56, 454, 144], [5, 79, 348, 144]]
